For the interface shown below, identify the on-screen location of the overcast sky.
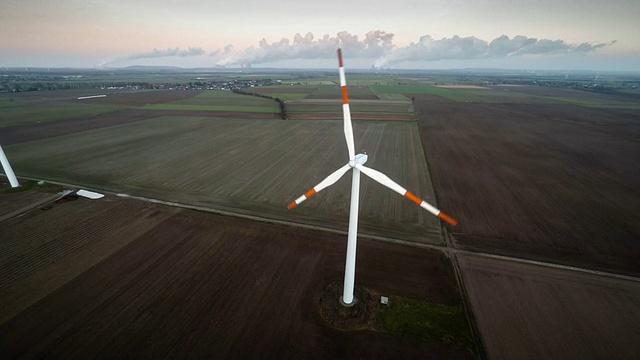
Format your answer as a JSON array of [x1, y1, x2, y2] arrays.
[[1, 0, 638, 70]]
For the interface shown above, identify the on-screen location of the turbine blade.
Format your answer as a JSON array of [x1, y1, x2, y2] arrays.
[[338, 48, 355, 160], [357, 165, 457, 226], [288, 164, 351, 209]]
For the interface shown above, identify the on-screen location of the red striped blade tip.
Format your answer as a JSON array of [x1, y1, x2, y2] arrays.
[[437, 212, 457, 226], [404, 191, 423, 206]]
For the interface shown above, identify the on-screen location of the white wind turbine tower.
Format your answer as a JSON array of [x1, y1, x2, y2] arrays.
[[288, 49, 457, 306], [0, 144, 19, 188]]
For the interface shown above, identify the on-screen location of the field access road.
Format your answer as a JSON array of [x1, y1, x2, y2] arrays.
[[16, 176, 639, 284]]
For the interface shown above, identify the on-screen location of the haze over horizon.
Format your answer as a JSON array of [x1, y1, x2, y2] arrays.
[[1, 0, 638, 71]]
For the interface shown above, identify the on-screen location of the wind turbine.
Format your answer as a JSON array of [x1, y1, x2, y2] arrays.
[[287, 49, 456, 306]]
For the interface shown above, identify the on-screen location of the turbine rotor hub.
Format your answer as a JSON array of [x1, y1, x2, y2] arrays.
[[353, 153, 368, 166]]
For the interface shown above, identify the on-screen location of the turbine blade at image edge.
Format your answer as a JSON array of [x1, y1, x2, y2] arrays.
[[287, 164, 351, 209], [338, 48, 355, 160], [357, 165, 457, 226]]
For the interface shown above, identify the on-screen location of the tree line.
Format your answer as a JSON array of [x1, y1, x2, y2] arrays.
[[233, 89, 287, 120]]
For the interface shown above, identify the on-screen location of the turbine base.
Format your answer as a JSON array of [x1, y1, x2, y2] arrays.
[[317, 281, 377, 331], [339, 296, 359, 307]]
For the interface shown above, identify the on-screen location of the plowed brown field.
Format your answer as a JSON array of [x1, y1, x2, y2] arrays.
[[0, 195, 470, 359], [458, 254, 640, 360], [414, 94, 640, 275]]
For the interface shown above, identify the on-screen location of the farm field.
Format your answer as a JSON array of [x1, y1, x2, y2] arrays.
[[307, 84, 379, 100], [0, 89, 281, 127], [0, 194, 472, 358], [250, 84, 381, 101], [286, 99, 414, 121], [0, 183, 61, 221], [414, 91, 640, 275], [2, 75, 639, 358], [0, 89, 282, 145], [250, 85, 320, 100], [0, 102, 124, 128], [372, 84, 495, 103], [458, 254, 640, 360], [0, 191, 53, 219], [0, 88, 202, 108], [372, 83, 640, 106], [500, 85, 640, 109], [5, 116, 443, 244], [139, 90, 280, 110], [251, 85, 414, 121]]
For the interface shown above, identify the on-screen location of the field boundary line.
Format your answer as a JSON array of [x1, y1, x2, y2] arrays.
[[16, 176, 640, 283], [113, 194, 447, 250], [459, 251, 640, 283], [369, 85, 381, 100]]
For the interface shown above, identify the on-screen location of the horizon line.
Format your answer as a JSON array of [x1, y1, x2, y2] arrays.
[[2, 65, 638, 74]]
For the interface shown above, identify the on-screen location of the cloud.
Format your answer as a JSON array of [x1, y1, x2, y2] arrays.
[[96, 32, 615, 68], [213, 30, 395, 66], [373, 35, 615, 68], [573, 40, 617, 53], [209, 31, 614, 68]]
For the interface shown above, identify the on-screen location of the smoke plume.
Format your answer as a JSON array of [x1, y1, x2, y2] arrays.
[[103, 47, 205, 66], [209, 32, 614, 68], [213, 31, 395, 67], [372, 35, 615, 68], [97, 32, 614, 68]]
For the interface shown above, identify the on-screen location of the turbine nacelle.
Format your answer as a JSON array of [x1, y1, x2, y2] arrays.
[[349, 153, 368, 167]]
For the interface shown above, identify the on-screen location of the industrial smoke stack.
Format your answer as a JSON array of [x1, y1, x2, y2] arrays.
[[0, 144, 19, 188]]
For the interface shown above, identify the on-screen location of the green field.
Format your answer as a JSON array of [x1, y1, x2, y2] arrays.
[[309, 85, 378, 99], [286, 99, 414, 121], [138, 104, 278, 112], [249, 85, 319, 100], [377, 297, 474, 351], [371, 85, 490, 102], [0, 98, 22, 108], [343, 76, 400, 86], [263, 93, 309, 100], [6, 115, 441, 244], [287, 100, 410, 112], [376, 93, 411, 101], [133, 91, 280, 113], [165, 90, 279, 107], [370, 83, 640, 107]]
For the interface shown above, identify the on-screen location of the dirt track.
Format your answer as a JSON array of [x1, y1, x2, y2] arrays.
[[0, 195, 470, 359]]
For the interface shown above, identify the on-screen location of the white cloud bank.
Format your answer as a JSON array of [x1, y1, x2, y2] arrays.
[[102, 31, 616, 68]]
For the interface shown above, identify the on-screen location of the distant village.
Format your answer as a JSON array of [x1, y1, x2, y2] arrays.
[[0, 74, 281, 93], [1, 70, 638, 97]]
